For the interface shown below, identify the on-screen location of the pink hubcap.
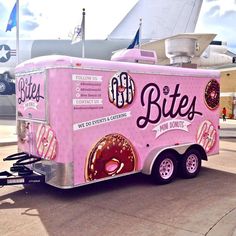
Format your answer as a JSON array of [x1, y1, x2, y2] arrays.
[[159, 158, 174, 179], [186, 154, 198, 173]]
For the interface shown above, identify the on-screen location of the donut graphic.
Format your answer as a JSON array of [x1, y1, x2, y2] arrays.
[[85, 133, 137, 181], [204, 79, 220, 110], [196, 120, 216, 153], [36, 124, 57, 160], [108, 72, 135, 108], [17, 120, 29, 143]]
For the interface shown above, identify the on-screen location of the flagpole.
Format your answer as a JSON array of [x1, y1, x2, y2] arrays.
[[82, 8, 85, 58], [139, 18, 142, 49], [16, 0, 19, 64]]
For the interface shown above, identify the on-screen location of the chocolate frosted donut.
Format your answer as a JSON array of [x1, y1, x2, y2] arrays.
[[204, 79, 220, 110], [85, 133, 137, 181]]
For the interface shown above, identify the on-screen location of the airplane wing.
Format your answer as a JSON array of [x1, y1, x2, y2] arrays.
[[141, 33, 217, 64]]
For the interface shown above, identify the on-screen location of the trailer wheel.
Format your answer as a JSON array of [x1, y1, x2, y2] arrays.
[[151, 151, 177, 185], [180, 149, 202, 179]]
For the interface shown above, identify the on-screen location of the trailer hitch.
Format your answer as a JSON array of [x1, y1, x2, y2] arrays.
[[0, 152, 45, 186]]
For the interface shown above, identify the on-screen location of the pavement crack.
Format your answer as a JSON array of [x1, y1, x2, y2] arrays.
[[205, 207, 236, 236]]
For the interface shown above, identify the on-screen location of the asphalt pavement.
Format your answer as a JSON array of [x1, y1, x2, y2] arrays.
[[0, 95, 16, 119], [0, 139, 236, 236], [0, 118, 17, 146], [0, 118, 236, 236]]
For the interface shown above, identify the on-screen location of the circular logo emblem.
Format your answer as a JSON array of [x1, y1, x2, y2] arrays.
[[0, 44, 11, 63], [163, 86, 170, 95]]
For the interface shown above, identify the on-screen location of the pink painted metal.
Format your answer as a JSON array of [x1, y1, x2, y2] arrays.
[[15, 55, 220, 188]]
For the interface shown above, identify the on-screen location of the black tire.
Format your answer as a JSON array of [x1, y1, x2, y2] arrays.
[[0, 80, 10, 95], [180, 149, 202, 179], [151, 151, 177, 185]]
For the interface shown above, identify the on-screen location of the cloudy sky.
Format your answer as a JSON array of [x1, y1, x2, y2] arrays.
[[195, 0, 236, 52], [0, 0, 236, 52], [0, 0, 138, 39]]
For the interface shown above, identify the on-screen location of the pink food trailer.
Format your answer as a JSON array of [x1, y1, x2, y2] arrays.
[[0, 54, 220, 188]]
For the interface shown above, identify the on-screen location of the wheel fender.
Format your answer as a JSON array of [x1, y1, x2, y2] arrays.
[[184, 144, 207, 161], [142, 143, 198, 175]]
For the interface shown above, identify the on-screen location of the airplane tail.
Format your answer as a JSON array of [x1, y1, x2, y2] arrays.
[[108, 0, 203, 40]]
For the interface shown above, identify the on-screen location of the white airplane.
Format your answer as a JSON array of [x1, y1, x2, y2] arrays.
[[140, 33, 236, 67], [0, 0, 235, 95]]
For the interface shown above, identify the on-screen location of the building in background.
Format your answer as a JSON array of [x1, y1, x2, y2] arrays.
[[219, 66, 236, 119]]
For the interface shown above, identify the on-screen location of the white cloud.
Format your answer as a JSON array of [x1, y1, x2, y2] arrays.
[[1, 0, 236, 52], [195, 0, 236, 52], [2, 0, 138, 40]]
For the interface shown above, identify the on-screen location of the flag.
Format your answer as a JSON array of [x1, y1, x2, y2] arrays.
[[6, 1, 17, 32], [71, 24, 83, 44], [71, 9, 85, 45], [71, 8, 86, 58], [127, 19, 142, 49], [128, 30, 140, 49]]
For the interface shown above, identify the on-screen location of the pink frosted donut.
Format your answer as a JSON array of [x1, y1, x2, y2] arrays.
[[36, 124, 57, 160], [196, 120, 216, 152]]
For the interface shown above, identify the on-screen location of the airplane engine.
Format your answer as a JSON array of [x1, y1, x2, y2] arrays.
[[192, 43, 236, 67]]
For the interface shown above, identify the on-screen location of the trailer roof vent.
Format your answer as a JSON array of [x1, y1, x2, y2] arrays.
[[111, 49, 157, 64]]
